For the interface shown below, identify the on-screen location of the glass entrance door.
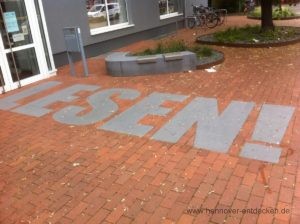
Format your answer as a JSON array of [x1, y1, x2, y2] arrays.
[[0, 0, 55, 93]]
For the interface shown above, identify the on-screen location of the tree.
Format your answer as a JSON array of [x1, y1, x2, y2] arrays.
[[261, 0, 274, 31], [260, 0, 299, 31]]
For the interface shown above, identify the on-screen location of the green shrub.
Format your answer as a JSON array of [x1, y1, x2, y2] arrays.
[[141, 48, 154, 55], [191, 45, 213, 58], [249, 6, 295, 19], [273, 7, 295, 19], [135, 40, 187, 56], [163, 39, 187, 53], [214, 25, 258, 43], [134, 39, 213, 59], [155, 43, 164, 54], [214, 25, 296, 43], [250, 7, 261, 18]]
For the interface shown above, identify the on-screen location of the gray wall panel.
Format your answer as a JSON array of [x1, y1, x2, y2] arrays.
[[41, 0, 203, 66], [53, 21, 184, 67], [41, 0, 90, 54]]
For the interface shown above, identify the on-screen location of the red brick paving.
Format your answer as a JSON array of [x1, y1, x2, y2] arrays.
[[1, 16, 300, 223]]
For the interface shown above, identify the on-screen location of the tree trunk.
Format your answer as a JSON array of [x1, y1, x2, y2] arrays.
[[279, 1, 282, 12], [261, 0, 274, 31]]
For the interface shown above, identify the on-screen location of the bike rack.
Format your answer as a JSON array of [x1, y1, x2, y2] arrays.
[[185, 16, 197, 28]]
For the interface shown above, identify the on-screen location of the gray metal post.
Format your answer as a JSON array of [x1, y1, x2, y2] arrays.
[[63, 27, 89, 77], [77, 27, 89, 77], [67, 51, 76, 76]]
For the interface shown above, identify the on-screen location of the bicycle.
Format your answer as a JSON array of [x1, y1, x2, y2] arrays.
[[187, 4, 219, 29], [213, 8, 227, 25]]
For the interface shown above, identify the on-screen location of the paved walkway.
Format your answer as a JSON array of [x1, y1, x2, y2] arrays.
[[0, 16, 300, 224]]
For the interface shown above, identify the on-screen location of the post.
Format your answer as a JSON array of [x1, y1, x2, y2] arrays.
[[63, 27, 89, 77]]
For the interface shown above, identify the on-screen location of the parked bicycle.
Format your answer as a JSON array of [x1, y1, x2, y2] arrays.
[[213, 8, 227, 25], [187, 4, 219, 29]]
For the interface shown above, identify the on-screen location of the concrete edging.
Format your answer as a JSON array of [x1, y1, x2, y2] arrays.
[[247, 15, 300, 20], [196, 50, 225, 69], [196, 26, 300, 48]]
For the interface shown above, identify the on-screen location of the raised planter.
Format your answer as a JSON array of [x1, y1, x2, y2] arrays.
[[196, 50, 224, 69], [197, 26, 300, 48], [105, 51, 224, 77]]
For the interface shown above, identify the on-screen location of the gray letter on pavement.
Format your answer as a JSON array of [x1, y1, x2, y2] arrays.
[[152, 97, 254, 153], [53, 88, 140, 125], [0, 81, 61, 110], [13, 84, 99, 117], [100, 92, 188, 137]]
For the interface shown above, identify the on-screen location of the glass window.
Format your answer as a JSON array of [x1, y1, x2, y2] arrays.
[[87, 0, 128, 31], [159, 0, 179, 16], [0, 0, 33, 49], [7, 48, 40, 82]]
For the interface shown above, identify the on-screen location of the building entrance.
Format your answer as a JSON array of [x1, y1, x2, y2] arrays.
[[0, 0, 55, 93]]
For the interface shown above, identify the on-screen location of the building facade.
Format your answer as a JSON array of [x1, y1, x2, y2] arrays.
[[0, 0, 207, 93]]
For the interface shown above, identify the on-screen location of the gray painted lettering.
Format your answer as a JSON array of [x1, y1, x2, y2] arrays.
[[240, 143, 281, 163], [152, 98, 254, 153], [100, 92, 188, 137], [251, 104, 295, 144], [239, 104, 295, 163], [0, 81, 61, 110], [13, 84, 99, 117], [53, 88, 140, 125]]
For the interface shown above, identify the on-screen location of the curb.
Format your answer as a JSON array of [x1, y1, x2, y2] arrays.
[[247, 15, 300, 20], [196, 51, 225, 69]]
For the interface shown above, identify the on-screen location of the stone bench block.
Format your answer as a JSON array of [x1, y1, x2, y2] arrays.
[[163, 53, 183, 61], [105, 51, 197, 77], [136, 56, 159, 64]]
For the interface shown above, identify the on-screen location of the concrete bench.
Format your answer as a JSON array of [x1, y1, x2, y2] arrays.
[[105, 51, 197, 77], [136, 56, 158, 64], [163, 53, 183, 61]]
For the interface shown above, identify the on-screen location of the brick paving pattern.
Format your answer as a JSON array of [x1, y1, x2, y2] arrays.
[[0, 16, 300, 223]]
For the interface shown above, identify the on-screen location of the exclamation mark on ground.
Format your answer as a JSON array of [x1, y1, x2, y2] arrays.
[[240, 104, 295, 163]]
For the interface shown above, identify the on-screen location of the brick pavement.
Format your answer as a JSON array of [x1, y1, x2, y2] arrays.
[[0, 16, 300, 223]]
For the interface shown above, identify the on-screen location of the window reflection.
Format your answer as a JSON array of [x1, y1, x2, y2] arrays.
[[87, 0, 128, 30], [159, 0, 179, 16]]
